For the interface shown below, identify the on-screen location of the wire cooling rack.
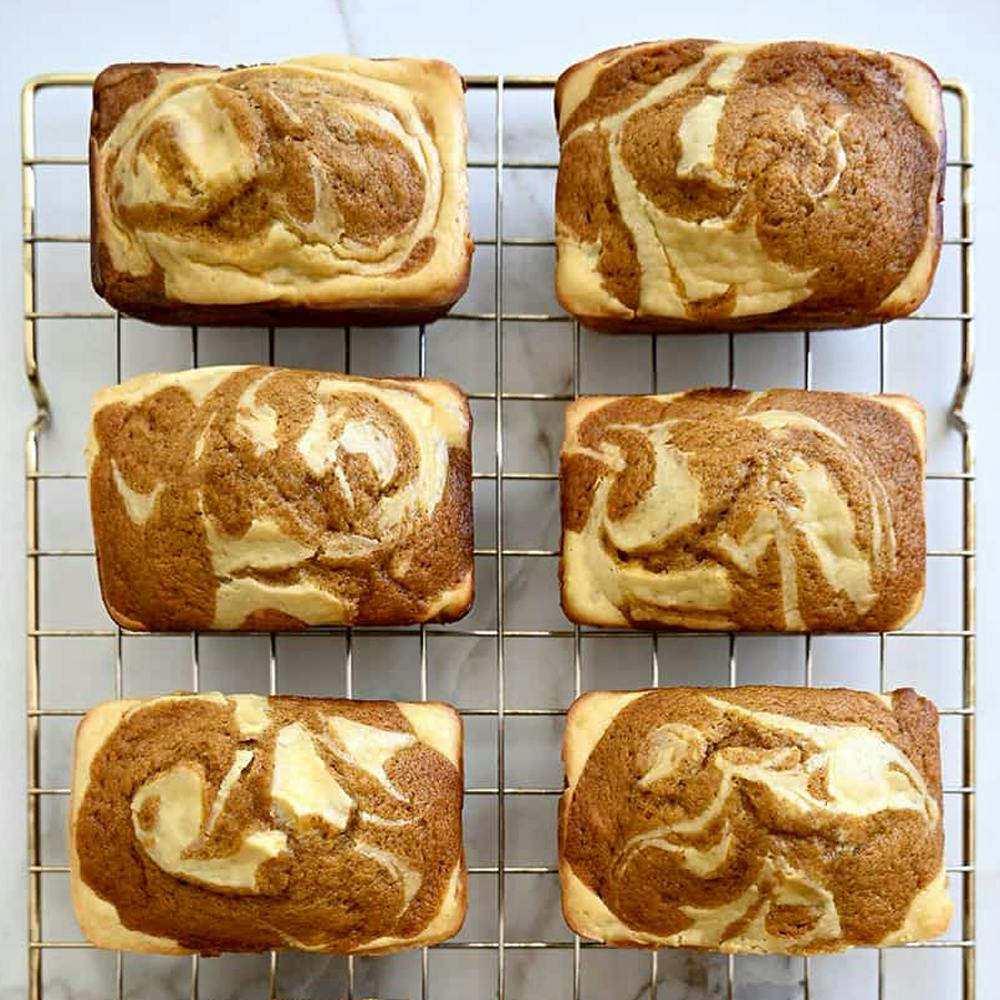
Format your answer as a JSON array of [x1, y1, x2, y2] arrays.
[[22, 74, 975, 1000]]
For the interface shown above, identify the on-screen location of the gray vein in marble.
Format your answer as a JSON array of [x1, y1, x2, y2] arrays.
[[331, 0, 358, 54]]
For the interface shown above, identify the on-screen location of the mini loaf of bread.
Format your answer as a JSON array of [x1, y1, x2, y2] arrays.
[[560, 686, 951, 953], [70, 693, 466, 954], [554, 40, 945, 332], [560, 388, 925, 632], [90, 56, 472, 325], [87, 365, 473, 630]]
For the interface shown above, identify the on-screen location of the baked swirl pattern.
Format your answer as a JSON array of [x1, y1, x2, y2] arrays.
[[70, 693, 466, 953], [90, 56, 471, 325], [560, 687, 951, 954], [87, 365, 473, 630], [560, 388, 925, 632], [554, 40, 945, 331]]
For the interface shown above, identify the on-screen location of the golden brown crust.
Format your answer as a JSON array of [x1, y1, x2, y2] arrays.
[[90, 57, 472, 326], [70, 694, 466, 954], [560, 686, 951, 953], [559, 388, 925, 632], [554, 40, 945, 333], [87, 365, 474, 631]]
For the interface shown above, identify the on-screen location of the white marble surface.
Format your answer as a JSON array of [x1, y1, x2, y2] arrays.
[[1, 1, 998, 998]]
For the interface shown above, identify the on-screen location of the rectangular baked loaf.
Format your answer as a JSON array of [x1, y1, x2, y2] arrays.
[[87, 365, 473, 630], [560, 685, 951, 953], [70, 693, 466, 954], [554, 40, 945, 332], [560, 388, 925, 632], [90, 56, 472, 325]]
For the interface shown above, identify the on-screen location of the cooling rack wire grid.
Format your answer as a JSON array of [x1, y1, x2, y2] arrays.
[[21, 74, 975, 1000]]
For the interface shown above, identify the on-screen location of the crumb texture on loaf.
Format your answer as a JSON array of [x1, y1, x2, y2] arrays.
[[71, 693, 465, 953], [560, 388, 925, 631], [554, 40, 944, 330], [87, 365, 473, 630], [560, 686, 951, 953], [90, 56, 471, 320]]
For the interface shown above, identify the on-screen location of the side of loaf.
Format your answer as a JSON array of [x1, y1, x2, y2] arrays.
[[70, 693, 466, 954], [90, 56, 473, 325], [86, 365, 474, 630], [560, 686, 952, 953], [560, 387, 925, 632], [554, 39, 945, 332]]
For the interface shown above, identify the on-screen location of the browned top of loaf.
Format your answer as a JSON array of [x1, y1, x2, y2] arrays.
[[562, 686, 943, 952], [76, 696, 463, 952], [94, 63, 428, 249], [88, 366, 473, 630], [555, 40, 943, 324], [560, 388, 924, 631], [89, 59, 465, 313]]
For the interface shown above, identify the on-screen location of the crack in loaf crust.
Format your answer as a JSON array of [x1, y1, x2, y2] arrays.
[[559, 686, 951, 953], [554, 40, 945, 332], [70, 693, 465, 953], [89, 57, 472, 326], [86, 365, 473, 630], [559, 388, 925, 632]]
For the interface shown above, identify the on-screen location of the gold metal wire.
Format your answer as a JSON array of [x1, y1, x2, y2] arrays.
[[21, 73, 976, 1000]]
